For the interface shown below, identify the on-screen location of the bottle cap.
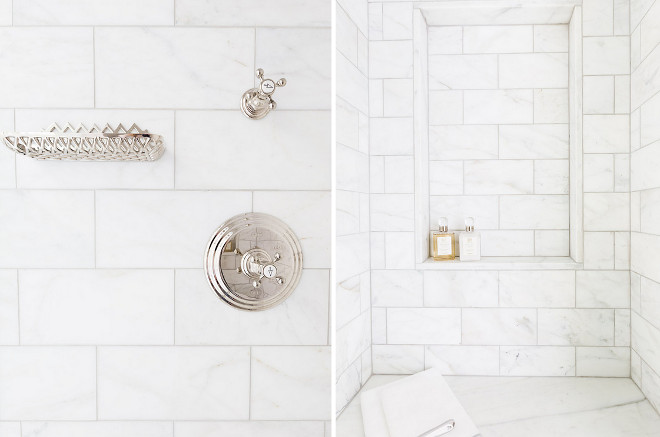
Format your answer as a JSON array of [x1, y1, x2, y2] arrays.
[[465, 217, 475, 232], [438, 217, 448, 233]]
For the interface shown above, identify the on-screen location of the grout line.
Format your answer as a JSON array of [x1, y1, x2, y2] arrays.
[[15, 269, 20, 345], [173, 269, 176, 345], [248, 345, 252, 420], [95, 346, 99, 420], [93, 27, 96, 109], [93, 190, 97, 268]]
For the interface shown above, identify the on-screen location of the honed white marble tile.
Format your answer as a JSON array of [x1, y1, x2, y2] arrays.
[[584, 232, 615, 270], [383, 79, 413, 117], [429, 161, 463, 195], [614, 0, 630, 35], [499, 271, 575, 308], [382, 3, 412, 40], [583, 115, 630, 153], [22, 422, 173, 437], [577, 347, 630, 376], [425, 345, 499, 376], [361, 348, 372, 384], [632, 26, 642, 71], [370, 118, 413, 155], [464, 90, 533, 124], [583, 76, 614, 114], [632, 0, 656, 30], [539, 309, 614, 346], [631, 141, 660, 192], [370, 194, 414, 231], [372, 307, 386, 344], [641, 0, 660, 58], [632, 39, 660, 109], [19, 270, 173, 345], [576, 271, 630, 308], [0, 423, 19, 437], [429, 90, 463, 125], [584, 193, 630, 231], [632, 272, 642, 313], [632, 191, 642, 232], [357, 31, 368, 75], [175, 421, 324, 437], [337, 312, 369, 375], [369, 41, 413, 78], [535, 230, 569, 256], [337, 97, 359, 149], [337, 7, 358, 65], [500, 195, 568, 229], [337, 190, 360, 237], [385, 232, 416, 269], [0, 347, 95, 420], [429, 125, 498, 160], [615, 231, 631, 270], [251, 346, 329, 420], [462, 309, 537, 345], [369, 80, 384, 117], [641, 277, 660, 328], [337, 54, 368, 114], [96, 190, 251, 268], [369, 156, 384, 194], [338, 144, 369, 193], [338, 362, 360, 414], [534, 89, 569, 123], [632, 108, 641, 152], [533, 25, 568, 52], [535, 160, 569, 195], [0, 110, 15, 188], [0, 28, 93, 108], [368, 2, 383, 40], [632, 311, 660, 372], [583, 0, 614, 36], [632, 349, 642, 386], [615, 75, 631, 113], [642, 363, 660, 413], [500, 346, 575, 376], [480, 231, 535, 256], [337, 275, 360, 332], [583, 36, 630, 75], [616, 309, 631, 346], [499, 53, 568, 89], [428, 27, 462, 55], [372, 270, 422, 307], [465, 161, 533, 194], [387, 308, 461, 344], [98, 346, 249, 420], [641, 92, 660, 147], [384, 155, 414, 193], [424, 271, 498, 307], [499, 125, 568, 159], [632, 232, 660, 283], [584, 154, 614, 192], [430, 196, 499, 230], [0, 270, 18, 345], [429, 55, 498, 90], [338, 233, 370, 282], [176, 111, 329, 190], [463, 25, 532, 54], [0, 191, 94, 268], [372, 345, 424, 374], [14, 0, 172, 24], [0, 0, 9, 25], [176, 0, 329, 26]]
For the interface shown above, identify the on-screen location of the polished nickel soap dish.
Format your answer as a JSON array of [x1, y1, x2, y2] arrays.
[[2, 123, 165, 161]]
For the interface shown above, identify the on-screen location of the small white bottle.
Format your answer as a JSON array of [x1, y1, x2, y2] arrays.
[[459, 217, 481, 261]]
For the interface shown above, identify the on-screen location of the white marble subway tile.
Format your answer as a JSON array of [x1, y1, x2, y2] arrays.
[[383, 79, 413, 117], [642, 363, 660, 413], [0, 0, 9, 25], [256, 28, 330, 110], [370, 118, 413, 155], [632, 191, 641, 232], [632, 232, 660, 284], [368, 2, 383, 40], [14, 0, 173, 24], [382, 3, 412, 40], [337, 190, 360, 237], [583, 193, 630, 231], [175, 0, 328, 26], [499, 53, 568, 89], [583, 37, 630, 75], [464, 90, 533, 124], [641, 91, 660, 147], [480, 231, 535, 256], [0, 423, 20, 437], [370, 194, 414, 231], [533, 89, 569, 123], [533, 25, 568, 53], [500, 195, 569, 229], [176, 269, 328, 345], [0, 191, 94, 268], [362, 348, 373, 384], [429, 90, 463, 125], [336, 312, 369, 375], [615, 75, 631, 113], [429, 55, 498, 90], [615, 309, 631, 346], [583, 76, 615, 114], [337, 97, 359, 149], [385, 232, 416, 269], [175, 421, 324, 437], [96, 190, 251, 268], [631, 26, 642, 71], [615, 231, 630, 270], [499, 125, 569, 159], [384, 155, 415, 193], [576, 347, 630, 377], [358, 112, 368, 153], [428, 27, 462, 55], [632, 349, 642, 387], [337, 361, 359, 414], [583, 0, 614, 36], [429, 161, 463, 195], [0, 347, 95, 420], [372, 269, 423, 307], [0, 270, 18, 345], [462, 309, 537, 345], [370, 232, 385, 269], [176, 111, 329, 190], [641, 0, 660, 58], [631, 40, 660, 109], [535, 230, 569, 256], [0, 28, 93, 108], [337, 274, 361, 330], [22, 422, 173, 437], [425, 345, 500, 376], [429, 125, 498, 160], [584, 232, 615, 270], [19, 270, 173, 345], [499, 271, 575, 308], [96, 28, 253, 109], [583, 115, 630, 153], [614, 153, 630, 192], [338, 233, 369, 283], [0, 110, 15, 188], [98, 346, 250, 420], [370, 156, 385, 193], [500, 346, 576, 376], [631, 107, 641, 152], [387, 308, 461, 344], [584, 154, 614, 192], [631, 141, 660, 192], [251, 346, 329, 420], [463, 25, 532, 54], [576, 271, 630, 308], [614, 0, 630, 35], [424, 271, 498, 308], [372, 345, 424, 374], [338, 144, 369, 193], [372, 307, 387, 344], [632, 311, 660, 372], [464, 161, 533, 195], [631, 0, 656, 31], [14, 110, 174, 189], [369, 41, 413, 78], [337, 8, 358, 65], [337, 54, 368, 113], [369, 80, 384, 117], [430, 195, 499, 230], [641, 187, 660, 237], [538, 309, 615, 346], [535, 160, 569, 195]]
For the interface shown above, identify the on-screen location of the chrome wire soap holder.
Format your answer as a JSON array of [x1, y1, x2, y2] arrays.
[[2, 123, 164, 161]]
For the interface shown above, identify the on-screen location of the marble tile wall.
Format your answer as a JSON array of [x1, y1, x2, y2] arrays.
[[630, 0, 660, 414], [0, 1, 330, 435]]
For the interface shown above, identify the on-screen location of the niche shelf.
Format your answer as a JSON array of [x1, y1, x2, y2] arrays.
[[419, 256, 583, 271]]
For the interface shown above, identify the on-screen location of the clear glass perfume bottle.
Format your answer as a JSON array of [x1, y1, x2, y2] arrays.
[[430, 217, 456, 261], [459, 217, 481, 261]]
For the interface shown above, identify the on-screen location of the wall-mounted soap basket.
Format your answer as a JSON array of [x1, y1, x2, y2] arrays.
[[2, 123, 164, 161]]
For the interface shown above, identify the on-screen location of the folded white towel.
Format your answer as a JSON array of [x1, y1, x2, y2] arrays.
[[361, 368, 481, 437]]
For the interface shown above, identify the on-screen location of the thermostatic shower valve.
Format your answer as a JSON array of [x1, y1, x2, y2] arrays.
[[240, 68, 287, 120], [204, 212, 303, 311]]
